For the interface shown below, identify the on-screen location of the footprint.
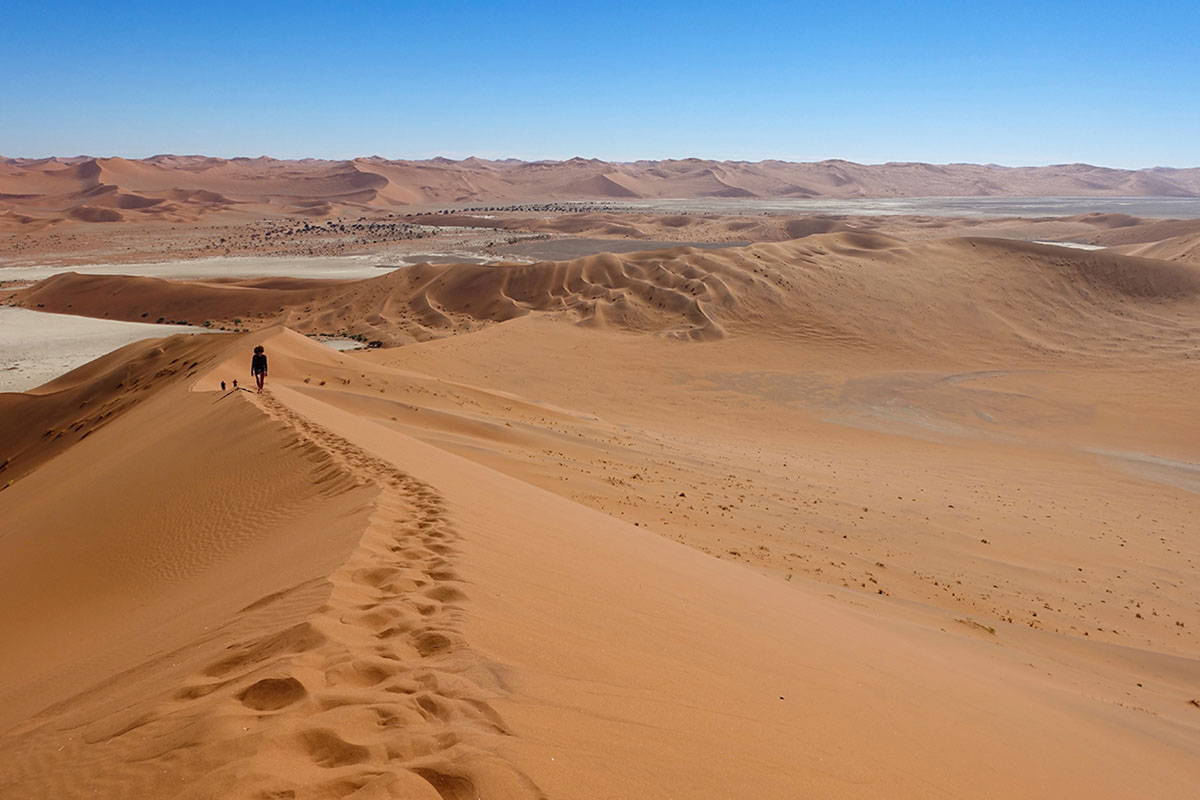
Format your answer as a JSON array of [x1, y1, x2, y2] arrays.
[[352, 565, 399, 587], [352, 606, 411, 632], [298, 728, 370, 768], [251, 394, 545, 796], [423, 585, 467, 604], [413, 631, 456, 657], [412, 768, 477, 800], [324, 660, 395, 688], [413, 602, 440, 617], [204, 622, 326, 678], [414, 693, 446, 720], [238, 677, 307, 711]]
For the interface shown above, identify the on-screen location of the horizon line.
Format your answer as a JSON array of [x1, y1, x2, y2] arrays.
[[3, 154, 1198, 172]]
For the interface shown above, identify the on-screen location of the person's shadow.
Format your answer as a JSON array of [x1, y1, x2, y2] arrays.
[[213, 387, 256, 403]]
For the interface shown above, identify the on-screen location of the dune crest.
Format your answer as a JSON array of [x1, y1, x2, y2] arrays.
[[2, 321, 1198, 798], [1114, 231, 1200, 264], [0, 330, 549, 799]]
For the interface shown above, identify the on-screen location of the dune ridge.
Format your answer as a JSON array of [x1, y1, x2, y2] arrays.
[[1113, 231, 1200, 264], [0, 332, 234, 483], [0, 330, 548, 799], [2, 320, 1198, 798]]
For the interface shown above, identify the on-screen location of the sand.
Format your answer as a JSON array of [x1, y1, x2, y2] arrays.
[[11, 203, 1200, 282], [0, 254, 413, 283], [1, 231, 1199, 798], [5, 154, 1200, 274], [3, 157, 1200, 233], [11, 233, 1200, 349]]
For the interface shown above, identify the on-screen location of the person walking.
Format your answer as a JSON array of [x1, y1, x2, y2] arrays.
[[251, 346, 268, 393]]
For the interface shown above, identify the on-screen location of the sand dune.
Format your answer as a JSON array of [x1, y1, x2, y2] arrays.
[[1115, 232, 1200, 264], [1086, 218, 1200, 264], [409, 208, 1200, 251], [1, 320, 1197, 797], [3, 155, 1200, 233], [11, 235, 1200, 357], [6, 153, 1200, 271], [2, 233, 1200, 797]]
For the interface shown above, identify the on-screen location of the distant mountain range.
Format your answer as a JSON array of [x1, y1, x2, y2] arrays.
[[3, 156, 1199, 226]]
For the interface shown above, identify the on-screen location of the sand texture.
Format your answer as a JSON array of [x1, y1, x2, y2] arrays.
[[1, 233, 1199, 798]]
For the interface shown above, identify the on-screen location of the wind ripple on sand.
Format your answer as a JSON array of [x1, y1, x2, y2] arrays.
[[171, 391, 544, 799], [1, 389, 545, 800]]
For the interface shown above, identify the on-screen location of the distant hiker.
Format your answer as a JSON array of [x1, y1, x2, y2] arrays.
[[233, 379, 238, 389], [251, 346, 268, 393], [221, 380, 226, 391]]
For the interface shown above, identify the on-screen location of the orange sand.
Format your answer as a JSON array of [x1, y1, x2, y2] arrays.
[[5, 154, 1200, 270], [1, 232, 1199, 798]]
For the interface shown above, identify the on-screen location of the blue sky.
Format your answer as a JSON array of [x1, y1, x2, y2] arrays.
[[2, 0, 1197, 167]]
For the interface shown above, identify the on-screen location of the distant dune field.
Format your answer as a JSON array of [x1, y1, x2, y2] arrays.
[[4, 154, 1200, 233], [6, 155, 1200, 271]]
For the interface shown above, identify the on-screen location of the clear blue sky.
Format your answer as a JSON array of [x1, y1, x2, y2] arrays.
[[2, 0, 1197, 167]]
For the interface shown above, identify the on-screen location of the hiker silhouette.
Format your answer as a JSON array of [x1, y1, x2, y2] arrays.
[[251, 346, 268, 393]]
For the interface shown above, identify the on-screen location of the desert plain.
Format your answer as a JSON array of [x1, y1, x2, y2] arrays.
[[1, 156, 1199, 799]]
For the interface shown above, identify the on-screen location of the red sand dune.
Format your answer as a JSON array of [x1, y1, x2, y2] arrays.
[[1114, 231, 1200, 263], [2, 235, 1199, 798], [3, 155, 1200, 231], [11, 234, 1200, 352]]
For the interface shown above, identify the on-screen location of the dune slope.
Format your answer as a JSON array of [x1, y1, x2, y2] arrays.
[[0, 331, 546, 799], [2, 328, 1198, 798], [1115, 231, 1200, 264], [3, 229, 1200, 797], [283, 378, 1200, 799]]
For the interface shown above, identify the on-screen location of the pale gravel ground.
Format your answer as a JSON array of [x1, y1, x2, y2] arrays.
[[605, 196, 1200, 217], [0, 308, 366, 393], [0, 251, 503, 284], [0, 254, 402, 283], [0, 307, 200, 393]]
